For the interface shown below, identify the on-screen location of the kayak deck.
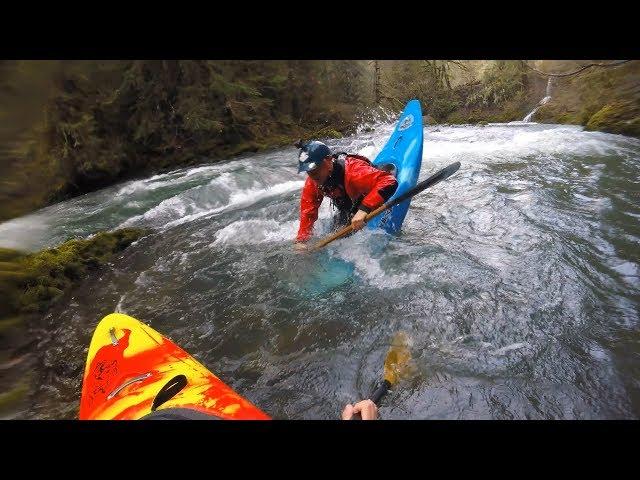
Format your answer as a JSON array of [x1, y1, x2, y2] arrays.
[[79, 313, 270, 420], [368, 99, 424, 234]]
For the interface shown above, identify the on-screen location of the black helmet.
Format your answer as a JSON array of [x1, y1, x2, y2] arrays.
[[296, 140, 332, 173]]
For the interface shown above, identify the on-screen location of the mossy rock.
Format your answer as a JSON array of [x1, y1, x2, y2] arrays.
[[321, 129, 343, 139], [20, 285, 64, 311], [585, 101, 640, 138], [2, 228, 148, 317]]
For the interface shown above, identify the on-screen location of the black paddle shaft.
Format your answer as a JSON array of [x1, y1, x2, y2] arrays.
[[384, 161, 461, 210], [351, 380, 392, 420], [370, 379, 391, 404]]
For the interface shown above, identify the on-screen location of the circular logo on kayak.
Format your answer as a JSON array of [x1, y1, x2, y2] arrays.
[[399, 114, 414, 131]]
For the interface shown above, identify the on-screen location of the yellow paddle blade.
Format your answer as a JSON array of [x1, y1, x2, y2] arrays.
[[383, 331, 414, 386]]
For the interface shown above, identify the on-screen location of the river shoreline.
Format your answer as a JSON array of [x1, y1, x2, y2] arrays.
[[1, 121, 638, 419]]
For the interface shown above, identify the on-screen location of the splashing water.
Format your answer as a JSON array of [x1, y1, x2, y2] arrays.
[[1, 120, 639, 419], [523, 78, 554, 122]]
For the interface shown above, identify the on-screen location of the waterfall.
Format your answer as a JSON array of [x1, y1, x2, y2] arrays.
[[523, 78, 553, 122]]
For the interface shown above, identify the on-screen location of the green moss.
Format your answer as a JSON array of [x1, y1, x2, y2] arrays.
[[0, 228, 148, 317], [321, 129, 343, 139], [585, 101, 640, 137], [2, 60, 637, 226], [1, 60, 373, 223], [534, 61, 640, 137]]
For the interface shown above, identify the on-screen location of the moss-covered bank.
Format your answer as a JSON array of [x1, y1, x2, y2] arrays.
[[0, 227, 147, 415], [0, 228, 147, 323], [2, 60, 638, 226], [534, 61, 640, 138], [0, 60, 366, 223]]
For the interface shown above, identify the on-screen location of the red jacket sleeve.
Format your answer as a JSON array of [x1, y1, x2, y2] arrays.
[[345, 158, 398, 212], [296, 177, 323, 242]]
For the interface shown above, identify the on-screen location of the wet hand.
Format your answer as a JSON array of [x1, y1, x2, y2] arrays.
[[294, 242, 309, 252], [351, 209, 367, 231], [341, 399, 378, 420]]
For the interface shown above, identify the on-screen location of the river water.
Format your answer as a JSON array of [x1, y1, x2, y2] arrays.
[[1, 121, 639, 419]]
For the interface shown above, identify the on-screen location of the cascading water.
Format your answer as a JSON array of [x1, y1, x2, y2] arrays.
[[1, 120, 639, 420], [523, 78, 553, 122]]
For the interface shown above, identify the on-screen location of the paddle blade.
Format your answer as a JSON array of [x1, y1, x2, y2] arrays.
[[383, 331, 414, 386]]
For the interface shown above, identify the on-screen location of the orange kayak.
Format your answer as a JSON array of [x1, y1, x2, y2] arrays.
[[79, 313, 270, 420]]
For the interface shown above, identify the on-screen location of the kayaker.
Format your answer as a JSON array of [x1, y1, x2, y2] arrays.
[[293, 140, 398, 250]]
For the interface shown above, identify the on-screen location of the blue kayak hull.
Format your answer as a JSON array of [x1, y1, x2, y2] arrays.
[[367, 100, 423, 234]]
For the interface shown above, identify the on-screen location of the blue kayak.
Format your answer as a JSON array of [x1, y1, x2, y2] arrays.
[[367, 99, 424, 234]]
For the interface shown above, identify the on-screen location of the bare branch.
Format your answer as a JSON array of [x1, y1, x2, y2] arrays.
[[446, 60, 469, 71], [524, 60, 633, 78]]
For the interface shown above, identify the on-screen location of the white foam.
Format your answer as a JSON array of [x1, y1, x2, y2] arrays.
[[612, 261, 639, 279], [115, 295, 127, 313], [492, 342, 528, 355], [212, 219, 298, 246], [332, 232, 420, 289], [0, 214, 51, 250], [115, 164, 235, 197], [120, 193, 191, 227], [118, 172, 239, 228], [357, 144, 378, 159], [164, 180, 304, 229], [184, 165, 223, 177], [425, 124, 634, 164], [116, 176, 178, 197]]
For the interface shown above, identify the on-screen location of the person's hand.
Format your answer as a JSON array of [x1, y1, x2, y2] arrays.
[[341, 399, 378, 420], [294, 242, 309, 252], [351, 209, 368, 231]]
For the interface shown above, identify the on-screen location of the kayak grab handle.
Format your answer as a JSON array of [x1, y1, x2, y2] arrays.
[[109, 327, 119, 346], [107, 372, 152, 400]]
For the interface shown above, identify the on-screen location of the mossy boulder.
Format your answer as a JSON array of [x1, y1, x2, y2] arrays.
[[532, 61, 640, 137], [0, 228, 148, 317], [322, 129, 343, 139], [585, 101, 640, 137]]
